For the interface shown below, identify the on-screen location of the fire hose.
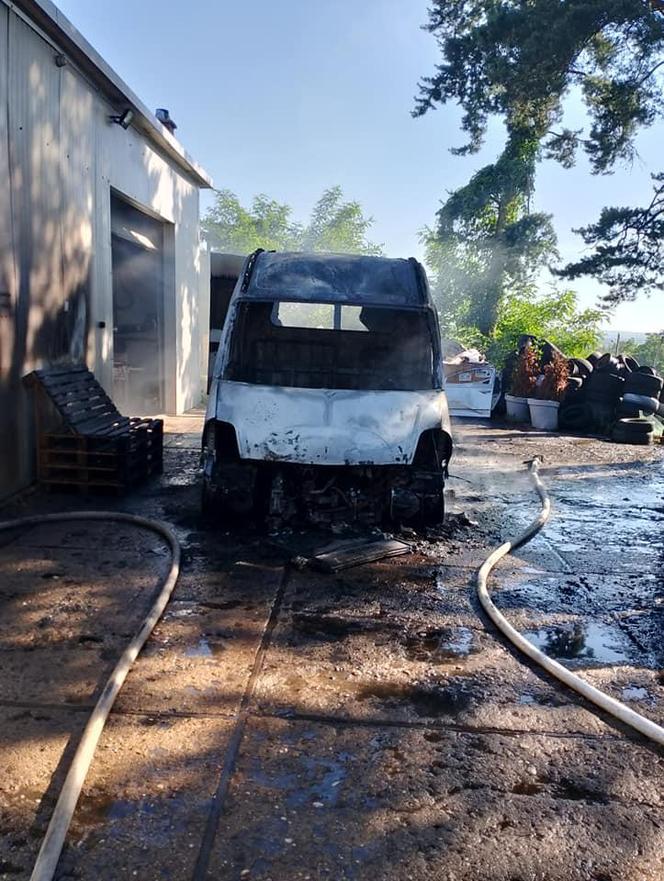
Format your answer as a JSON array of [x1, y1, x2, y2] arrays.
[[0, 511, 181, 881], [1, 461, 663, 881], [477, 460, 664, 747]]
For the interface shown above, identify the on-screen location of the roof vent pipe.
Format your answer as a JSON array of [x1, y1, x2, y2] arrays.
[[155, 108, 177, 134]]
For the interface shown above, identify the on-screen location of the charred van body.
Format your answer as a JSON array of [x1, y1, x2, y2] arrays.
[[202, 251, 453, 527]]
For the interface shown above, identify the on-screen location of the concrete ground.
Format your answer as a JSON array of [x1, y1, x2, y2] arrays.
[[0, 415, 663, 881]]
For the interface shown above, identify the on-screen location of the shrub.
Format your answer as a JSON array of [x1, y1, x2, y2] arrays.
[[537, 352, 569, 402], [510, 346, 539, 397]]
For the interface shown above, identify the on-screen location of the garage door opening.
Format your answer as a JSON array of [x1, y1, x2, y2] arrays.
[[111, 194, 166, 414]]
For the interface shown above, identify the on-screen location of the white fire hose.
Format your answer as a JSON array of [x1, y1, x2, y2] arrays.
[[0, 511, 181, 881], [477, 460, 664, 747], [2, 461, 663, 881]]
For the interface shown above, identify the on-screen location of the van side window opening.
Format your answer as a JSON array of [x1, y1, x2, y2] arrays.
[[225, 301, 435, 391]]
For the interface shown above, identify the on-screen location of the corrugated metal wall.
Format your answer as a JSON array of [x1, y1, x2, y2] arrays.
[[0, 4, 206, 499], [0, 7, 93, 496], [0, 4, 14, 385], [0, 3, 18, 491]]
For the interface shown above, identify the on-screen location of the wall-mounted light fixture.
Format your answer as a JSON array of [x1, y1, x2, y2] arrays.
[[109, 108, 134, 129], [54, 53, 67, 67]]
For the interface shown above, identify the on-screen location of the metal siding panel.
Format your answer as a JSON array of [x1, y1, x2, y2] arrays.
[[90, 97, 113, 394], [0, 3, 21, 495], [8, 10, 64, 369], [59, 64, 94, 361], [0, 2, 14, 374], [2, 10, 65, 497]]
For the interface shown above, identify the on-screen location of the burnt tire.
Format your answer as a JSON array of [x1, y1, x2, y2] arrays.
[[565, 376, 584, 394], [615, 418, 655, 436], [622, 393, 660, 415], [612, 418, 655, 445], [559, 402, 591, 431], [616, 403, 643, 419], [420, 492, 446, 526], [570, 357, 593, 378], [586, 371, 624, 402], [201, 481, 222, 522], [201, 478, 257, 525], [624, 372, 663, 398], [612, 428, 654, 445], [595, 353, 620, 373], [588, 401, 617, 433]]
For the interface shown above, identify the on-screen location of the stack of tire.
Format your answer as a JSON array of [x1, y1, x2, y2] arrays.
[[613, 366, 664, 445], [559, 351, 664, 444]]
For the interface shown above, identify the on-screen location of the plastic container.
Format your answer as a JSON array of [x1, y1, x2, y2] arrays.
[[528, 398, 560, 431], [505, 394, 530, 422]]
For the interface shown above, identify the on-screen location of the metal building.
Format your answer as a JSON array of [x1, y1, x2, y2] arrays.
[[0, 0, 213, 499]]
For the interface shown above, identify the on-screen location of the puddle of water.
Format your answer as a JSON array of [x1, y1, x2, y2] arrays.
[[522, 621, 632, 664], [165, 605, 200, 619], [357, 681, 471, 716], [72, 792, 194, 850], [621, 685, 651, 702], [74, 794, 158, 827], [246, 754, 348, 812], [405, 627, 476, 663], [292, 755, 348, 808], [6, 785, 44, 806], [185, 637, 225, 658], [446, 628, 475, 656]]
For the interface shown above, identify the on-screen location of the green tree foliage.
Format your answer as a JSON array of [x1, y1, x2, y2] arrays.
[[426, 233, 604, 365], [618, 331, 664, 371], [488, 288, 604, 367], [299, 186, 383, 255], [560, 172, 664, 303], [415, 0, 664, 173], [415, 1, 664, 306], [203, 186, 383, 256], [426, 137, 558, 336], [202, 190, 299, 254]]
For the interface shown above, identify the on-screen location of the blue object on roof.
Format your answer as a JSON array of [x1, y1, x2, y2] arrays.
[[242, 252, 427, 306]]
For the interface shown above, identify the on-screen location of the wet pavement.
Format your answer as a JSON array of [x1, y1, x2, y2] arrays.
[[0, 415, 663, 880]]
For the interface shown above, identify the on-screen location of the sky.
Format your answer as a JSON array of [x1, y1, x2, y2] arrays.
[[56, 0, 663, 333]]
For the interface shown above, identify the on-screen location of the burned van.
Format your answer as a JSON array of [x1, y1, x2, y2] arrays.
[[202, 251, 452, 526]]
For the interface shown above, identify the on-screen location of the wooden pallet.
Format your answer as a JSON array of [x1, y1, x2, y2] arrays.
[[28, 364, 130, 437], [25, 365, 164, 494]]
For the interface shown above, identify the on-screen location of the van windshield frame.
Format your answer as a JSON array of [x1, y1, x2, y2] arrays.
[[222, 300, 439, 392]]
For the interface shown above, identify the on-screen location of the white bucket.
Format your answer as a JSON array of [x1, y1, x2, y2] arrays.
[[528, 398, 560, 431], [505, 394, 530, 422]]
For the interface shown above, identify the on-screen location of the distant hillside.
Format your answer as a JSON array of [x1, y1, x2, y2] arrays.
[[602, 330, 648, 351]]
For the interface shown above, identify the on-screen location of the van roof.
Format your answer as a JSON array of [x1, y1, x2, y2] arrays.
[[241, 252, 428, 307]]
